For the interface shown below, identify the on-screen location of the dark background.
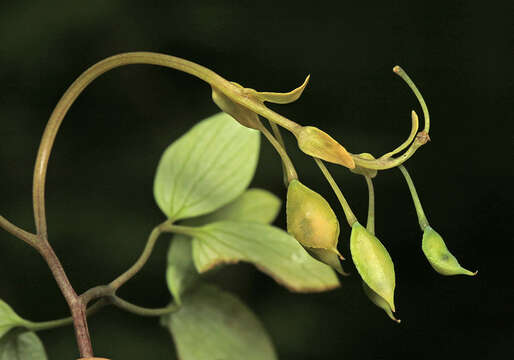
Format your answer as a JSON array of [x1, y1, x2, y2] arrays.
[[0, 1, 512, 359]]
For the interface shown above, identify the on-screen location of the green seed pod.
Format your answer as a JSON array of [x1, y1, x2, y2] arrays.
[[307, 248, 349, 276], [350, 222, 396, 312], [362, 281, 400, 323], [422, 226, 477, 276], [286, 179, 347, 274], [295, 126, 355, 169]]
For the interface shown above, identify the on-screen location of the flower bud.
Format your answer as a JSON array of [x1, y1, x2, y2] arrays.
[[422, 227, 477, 276], [349, 153, 378, 178], [350, 222, 396, 312], [286, 180, 346, 274], [362, 281, 400, 323], [211, 86, 261, 130], [295, 127, 355, 169], [252, 75, 310, 104]]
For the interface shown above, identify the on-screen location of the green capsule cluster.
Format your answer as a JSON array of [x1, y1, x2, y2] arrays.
[[212, 65, 478, 325]]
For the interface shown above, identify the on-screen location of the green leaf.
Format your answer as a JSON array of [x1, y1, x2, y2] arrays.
[[166, 189, 282, 304], [0, 300, 26, 339], [192, 221, 340, 292], [166, 235, 199, 305], [189, 188, 281, 225], [154, 112, 260, 221], [162, 283, 277, 360], [0, 329, 47, 360]]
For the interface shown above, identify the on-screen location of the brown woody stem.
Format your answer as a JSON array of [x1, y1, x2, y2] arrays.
[[0, 215, 38, 245], [37, 240, 93, 357]]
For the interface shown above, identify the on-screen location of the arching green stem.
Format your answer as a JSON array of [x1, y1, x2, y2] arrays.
[[109, 296, 178, 317], [381, 110, 419, 159], [23, 299, 107, 332], [398, 165, 430, 230], [109, 220, 170, 290], [393, 66, 430, 133], [32, 52, 302, 241], [352, 66, 430, 171], [22, 295, 177, 332], [109, 221, 201, 291]]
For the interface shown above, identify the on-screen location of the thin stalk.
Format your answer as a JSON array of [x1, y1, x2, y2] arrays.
[[109, 296, 179, 317], [352, 131, 429, 170], [398, 165, 430, 230], [109, 220, 170, 290], [352, 66, 431, 171], [162, 223, 204, 237], [23, 294, 177, 331], [268, 120, 292, 186], [81, 285, 115, 306], [393, 66, 430, 133], [0, 215, 38, 246], [381, 110, 419, 159], [258, 121, 298, 184], [314, 158, 358, 227], [24, 299, 108, 332], [364, 176, 375, 235], [269, 121, 286, 149], [109, 222, 199, 291]]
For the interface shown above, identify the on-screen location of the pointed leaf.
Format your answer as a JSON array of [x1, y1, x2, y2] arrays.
[[0, 330, 47, 360], [166, 235, 199, 305], [190, 188, 281, 225], [0, 300, 26, 339], [192, 221, 340, 292], [154, 112, 260, 221], [166, 189, 281, 303], [162, 283, 277, 360]]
